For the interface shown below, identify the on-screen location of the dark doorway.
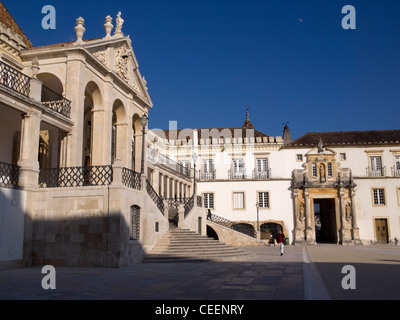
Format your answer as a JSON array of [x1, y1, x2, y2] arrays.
[[207, 225, 219, 240], [314, 199, 337, 243]]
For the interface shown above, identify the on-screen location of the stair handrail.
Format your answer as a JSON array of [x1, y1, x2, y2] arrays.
[[208, 214, 256, 238]]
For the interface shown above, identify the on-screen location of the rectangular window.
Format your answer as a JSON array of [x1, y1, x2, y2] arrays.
[[202, 160, 213, 173], [397, 187, 400, 206], [373, 188, 386, 205], [233, 192, 245, 209], [370, 156, 382, 176], [258, 192, 270, 208], [296, 154, 303, 162], [395, 156, 400, 176], [203, 193, 214, 209], [312, 163, 317, 177], [327, 162, 332, 177], [257, 158, 268, 172], [233, 159, 244, 173], [255, 158, 269, 178], [340, 153, 346, 161]]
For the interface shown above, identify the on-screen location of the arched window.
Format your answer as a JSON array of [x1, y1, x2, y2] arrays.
[[130, 205, 140, 240]]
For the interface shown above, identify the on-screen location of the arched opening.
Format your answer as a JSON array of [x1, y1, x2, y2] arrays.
[[207, 225, 219, 240], [261, 223, 283, 239], [82, 82, 102, 166], [37, 73, 65, 169], [37, 73, 64, 95]]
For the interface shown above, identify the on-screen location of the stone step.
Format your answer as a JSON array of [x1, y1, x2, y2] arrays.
[[143, 227, 248, 263]]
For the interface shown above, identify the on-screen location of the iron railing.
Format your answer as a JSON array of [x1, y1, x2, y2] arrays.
[[146, 179, 164, 214], [0, 162, 20, 189], [183, 195, 202, 217], [165, 197, 191, 210], [122, 168, 141, 190], [208, 214, 256, 238], [252, 169, 271, 179], [38, 165, 113, 188], [158, 153, 190, 178], [0, 61, 30, 97], [391, 166, 400, 177], [41, 85, 71, 118], [199, 170, 216, 181], [366, 166, 386, 177], [228, 169, 247, 180]]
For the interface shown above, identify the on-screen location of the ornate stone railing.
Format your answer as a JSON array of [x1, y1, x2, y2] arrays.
[[122, 168, 141, 190], [0, 61, 30, 97], [0, 161, 20, 189], [38, 165, 113, 188], [41, 85, 71, 118], [146, 179, 164, 214]]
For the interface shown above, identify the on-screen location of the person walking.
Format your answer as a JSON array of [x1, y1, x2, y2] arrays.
[[207, 209, 212, 221], [276, 230, 286, 256]]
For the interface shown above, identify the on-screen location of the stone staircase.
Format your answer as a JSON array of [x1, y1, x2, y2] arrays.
[[143, 227, 248, 263]]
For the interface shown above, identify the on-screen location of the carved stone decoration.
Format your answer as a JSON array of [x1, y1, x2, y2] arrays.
[[298, 203, 305, 222], [319, 163, 326, 183], [345, 202, 352, 222], [114, 12, 124, 36], [74, 17, 85, 44], [31, 57, 39, 78], [93, 50, 106, 65], [114, 46, 129, 82], [104, 16, 113, 39], [318, 138, 324, 153]]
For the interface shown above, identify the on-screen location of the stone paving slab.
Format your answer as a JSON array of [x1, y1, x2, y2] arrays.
[[1, 244, 399, 301]]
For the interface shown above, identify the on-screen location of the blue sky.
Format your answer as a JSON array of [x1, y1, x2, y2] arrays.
[[4, 0, 400, 139]]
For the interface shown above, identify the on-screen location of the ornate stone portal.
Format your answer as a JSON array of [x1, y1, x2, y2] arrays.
[[291, 143, 361, 245]]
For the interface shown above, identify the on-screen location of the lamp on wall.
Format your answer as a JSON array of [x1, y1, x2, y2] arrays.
[[140, 114, 148, 174]]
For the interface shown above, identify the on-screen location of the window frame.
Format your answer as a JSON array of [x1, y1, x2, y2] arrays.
[[258, 191, 270, 209], [371, 188, 386, 206], [203, 192, 215, 210], [232, 191, 246, 210]]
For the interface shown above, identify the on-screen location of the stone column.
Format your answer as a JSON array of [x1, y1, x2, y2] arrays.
[[304, 188, 314, 244], [293, 190, 305, 244], [178, 204, 185, 228], [18, 111, 41, 188], [91, 109, 105, 166], [115, 122, 129, 167], [339, 188, 351, 244], [350, 187, 361, 244], [159, 173, 164, 198]]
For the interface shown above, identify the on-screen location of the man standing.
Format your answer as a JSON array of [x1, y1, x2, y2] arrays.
[[276, 230, 286, 256]]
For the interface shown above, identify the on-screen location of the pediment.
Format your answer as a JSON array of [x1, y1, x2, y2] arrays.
[[85, 37, 152, 106]]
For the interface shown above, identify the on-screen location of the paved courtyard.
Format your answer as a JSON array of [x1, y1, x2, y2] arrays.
[[0, 244, 399, 301]]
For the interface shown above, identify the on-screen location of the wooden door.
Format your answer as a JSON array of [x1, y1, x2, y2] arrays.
[[375, 219, 388, 244]]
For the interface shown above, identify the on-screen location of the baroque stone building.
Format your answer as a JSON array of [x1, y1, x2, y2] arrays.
[[1, 4, 399, 270]]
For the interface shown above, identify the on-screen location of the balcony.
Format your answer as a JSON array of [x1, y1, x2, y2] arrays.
[[199, 170, 216, 181], [39, 165, 113, 188], [157, 153, 190, 178], [0, 61, 30, 97], [252, 169, 271, 180], [366, 166, 386, 177], [0, 61, 72, 119], [391, 166, 400, 177], [228, 169, 247, 180], [41, 85, 71, 118]]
